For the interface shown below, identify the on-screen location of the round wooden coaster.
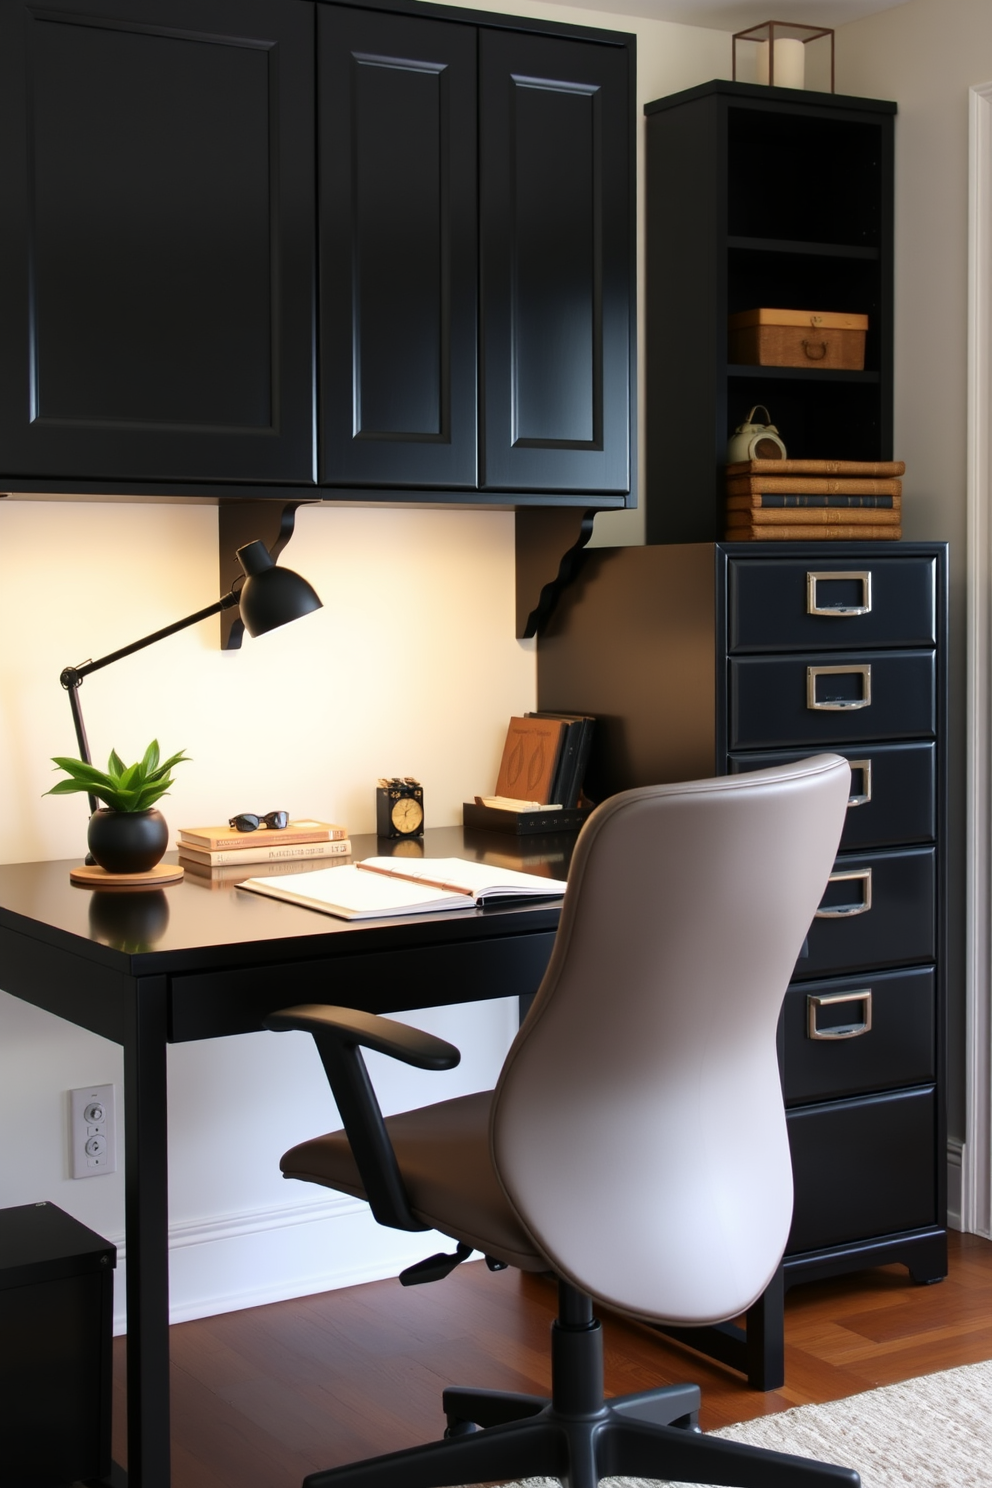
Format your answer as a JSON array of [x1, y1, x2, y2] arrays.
[[70, 862, 185, 888]]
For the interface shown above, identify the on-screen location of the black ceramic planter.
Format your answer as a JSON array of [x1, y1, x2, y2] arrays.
[[87, 808, 169, 874]]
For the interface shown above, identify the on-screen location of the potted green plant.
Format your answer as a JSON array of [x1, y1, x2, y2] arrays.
[[46, 740, 190, 873]]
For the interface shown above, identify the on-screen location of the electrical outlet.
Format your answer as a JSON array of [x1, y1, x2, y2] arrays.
[[69, 1083, 117, 1179]]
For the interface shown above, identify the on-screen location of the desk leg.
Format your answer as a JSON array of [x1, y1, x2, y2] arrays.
[[648, 1265, 785, 1390], [123, 977, 171, 1488]]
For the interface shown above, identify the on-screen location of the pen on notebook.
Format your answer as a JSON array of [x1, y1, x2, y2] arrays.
[[355, 861, 475, 897]]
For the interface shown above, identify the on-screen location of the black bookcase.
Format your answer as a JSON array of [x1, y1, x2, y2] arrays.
[[644, 80, 895, 543]]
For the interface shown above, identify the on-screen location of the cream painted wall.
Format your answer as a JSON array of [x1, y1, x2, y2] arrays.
[[833, 0, 992, 1145], [0, 498, 534, 1322]]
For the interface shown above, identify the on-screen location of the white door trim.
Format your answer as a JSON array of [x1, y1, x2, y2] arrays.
[[964, 81, 992, 1237]]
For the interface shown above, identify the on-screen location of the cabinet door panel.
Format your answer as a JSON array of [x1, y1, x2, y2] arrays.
[[0, 0, 315, 483], [729, 649, 935, 750], [318, 7, 477, 489], [781, 966, 935, 1106], [786, 1087, 936, 1255], [728, 556, 937, 654], [729, 741, 936, 851], [480, 31, 631, 493], [796, 846, 935, 980]]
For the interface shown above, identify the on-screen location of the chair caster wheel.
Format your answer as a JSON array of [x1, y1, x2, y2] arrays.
[[444, 1420, 478, 1439]]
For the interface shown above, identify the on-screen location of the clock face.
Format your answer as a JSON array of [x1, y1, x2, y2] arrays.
[[391, 796, 423, 834]]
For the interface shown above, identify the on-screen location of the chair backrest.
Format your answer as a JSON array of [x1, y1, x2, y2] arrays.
[[490, 754, 850, 1327]]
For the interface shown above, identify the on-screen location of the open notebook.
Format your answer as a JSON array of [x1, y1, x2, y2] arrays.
[[237, 856, 569, 921]]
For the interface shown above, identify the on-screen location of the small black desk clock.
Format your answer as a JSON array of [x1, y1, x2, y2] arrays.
[[376, 778, 425, 838]]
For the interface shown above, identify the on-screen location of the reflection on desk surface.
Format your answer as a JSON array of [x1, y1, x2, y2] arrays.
[[0, 826, 578, 971]]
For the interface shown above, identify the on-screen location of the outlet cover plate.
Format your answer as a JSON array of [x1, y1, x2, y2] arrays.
[[69, 1083, 117, 1178]]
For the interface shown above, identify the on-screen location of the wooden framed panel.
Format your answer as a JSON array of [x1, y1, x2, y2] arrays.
[[479, 29, 631, 493], [318, 5, 478, 489], [0, 0, 316, 484]]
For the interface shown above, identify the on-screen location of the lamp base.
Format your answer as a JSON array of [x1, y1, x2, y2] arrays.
[[69, 863, 185, 888]]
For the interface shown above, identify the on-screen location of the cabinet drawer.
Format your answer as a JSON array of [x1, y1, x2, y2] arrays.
[[729, 650, 935, 750], [728, 741, 935, 850], [786, 1087, 936, 1255], [796, 846, 934, 980], [781, 967, 935, 1106], [728, 556, 937, 653]]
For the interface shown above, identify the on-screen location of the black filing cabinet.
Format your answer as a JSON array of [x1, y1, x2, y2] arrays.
[[724, 546, 946, 1287], [0, 1201, 116, 1486], [538, 539, 948, 1301]]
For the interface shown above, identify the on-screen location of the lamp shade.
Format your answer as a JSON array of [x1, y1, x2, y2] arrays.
[[235, 540, 323, 638]]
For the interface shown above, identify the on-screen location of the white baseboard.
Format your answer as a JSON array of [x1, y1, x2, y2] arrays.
[[106, 1141, 975, 1334], [109, 1194, 464, 1334]]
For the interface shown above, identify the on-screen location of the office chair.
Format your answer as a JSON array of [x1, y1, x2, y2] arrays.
[[267, 754, 860, 1488]]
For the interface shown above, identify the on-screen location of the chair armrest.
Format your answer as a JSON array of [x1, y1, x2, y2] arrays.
[[266, 1004, 460, 1070], [265, 1004, 460, 1233]]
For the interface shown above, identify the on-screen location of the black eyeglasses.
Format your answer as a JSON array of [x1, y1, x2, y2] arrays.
[[229, 810, 289, 833]]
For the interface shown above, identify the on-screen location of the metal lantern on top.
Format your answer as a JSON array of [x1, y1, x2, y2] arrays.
[[733, 21, 835, 94]]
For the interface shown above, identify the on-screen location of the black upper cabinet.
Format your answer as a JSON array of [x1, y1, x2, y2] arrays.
[[0, 0, 634, 503], [319, 10, 631, 496], [0, 0, 316, 484]]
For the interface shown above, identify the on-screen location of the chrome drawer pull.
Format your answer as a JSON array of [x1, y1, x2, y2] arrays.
[[815, 867, 872, 918], [807, 989, 873, 1041], [847, 758, 872, 808], [807, 664, 872, 711], [807, 570, 872, 616]]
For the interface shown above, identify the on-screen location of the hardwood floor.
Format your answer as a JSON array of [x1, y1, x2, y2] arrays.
[[115, 1231, 992, 1487]]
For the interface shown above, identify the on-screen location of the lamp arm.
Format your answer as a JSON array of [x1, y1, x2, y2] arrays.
[[58, 589, 241, 792], [60, 590, 240, 691]]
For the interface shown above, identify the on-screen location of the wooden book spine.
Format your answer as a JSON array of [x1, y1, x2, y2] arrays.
[[726, 476, 903, 496], [725, 524, 903, 542], [725, 458, 906, 478], [726, 505, 901, 526]]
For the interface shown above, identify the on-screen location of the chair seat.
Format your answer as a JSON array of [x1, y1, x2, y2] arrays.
[[281, 1090, 550, 1271]]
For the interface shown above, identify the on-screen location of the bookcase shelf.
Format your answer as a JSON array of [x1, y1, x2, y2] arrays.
[[728, 236, 880, 260], [727, 365, 881, 382], [644, 79, 895, 543]]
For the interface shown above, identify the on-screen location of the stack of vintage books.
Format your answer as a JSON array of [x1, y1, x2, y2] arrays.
[[176, 818, 350, 885], [725, 458, 905, 541]]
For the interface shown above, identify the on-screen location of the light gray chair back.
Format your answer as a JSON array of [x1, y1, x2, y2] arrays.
[[491, 754, 850, 1326]]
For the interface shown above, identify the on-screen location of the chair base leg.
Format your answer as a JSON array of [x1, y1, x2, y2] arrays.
[[302, 1281, 861, 1488], [303, 1399, 861, 1488], [442, 1384, 548, 1432]]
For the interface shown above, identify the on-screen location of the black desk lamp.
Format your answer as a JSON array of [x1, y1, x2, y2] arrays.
[[60, 539, 322, 812]]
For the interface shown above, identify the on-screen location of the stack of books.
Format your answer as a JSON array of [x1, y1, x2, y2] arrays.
[[176, 818, 351, 883], [725, 459, 905, 541], [463, 711, 596, 835], [523, 711, 595, 810]]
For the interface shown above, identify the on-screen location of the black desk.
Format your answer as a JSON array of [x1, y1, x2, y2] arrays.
[[0, 827, 571, 1488]]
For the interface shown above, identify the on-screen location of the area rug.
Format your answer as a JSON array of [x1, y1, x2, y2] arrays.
[[504, 1357, 992, 1487]]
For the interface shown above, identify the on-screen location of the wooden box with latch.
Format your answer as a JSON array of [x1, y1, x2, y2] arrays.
[[728, 307, 868, 369]]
